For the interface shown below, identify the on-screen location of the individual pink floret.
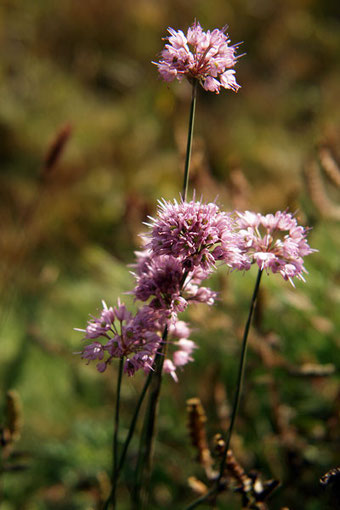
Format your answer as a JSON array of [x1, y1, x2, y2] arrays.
[[236, 210, 316, 285], [155, 21, 241, 93], [164, 319, 197, 381]]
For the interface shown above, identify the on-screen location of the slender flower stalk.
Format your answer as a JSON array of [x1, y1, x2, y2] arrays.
[[216, 268, 263, 485], [117, 371, 153, 474], [103, 369, 154, 510], [182, 80, 197, 201], [132, 326, 168, 508], [185, 268, 263, 510], [131, 33, 203, 504], [106, 356, 124, 509]]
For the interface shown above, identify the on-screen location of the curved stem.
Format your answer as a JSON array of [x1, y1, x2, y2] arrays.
[[182, 80, 198, 201], [185, 268, 263, 510]]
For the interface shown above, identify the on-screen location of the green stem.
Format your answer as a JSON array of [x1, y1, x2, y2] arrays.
[[182, 80, 198, 201], [216, 268, 263, 483], [132, 325, 168, 509], [130, 79, 198, 509], [185, 268, 263, 510], [103, 365, 153, 510], [103, 357, 124, 510], [117, 371, 153, 474]]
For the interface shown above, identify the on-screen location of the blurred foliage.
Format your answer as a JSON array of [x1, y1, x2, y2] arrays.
[[0, 0, 339, 509]]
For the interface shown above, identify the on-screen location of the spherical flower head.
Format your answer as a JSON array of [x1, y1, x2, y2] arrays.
[[236, 210, 317, 285], [76, 301, 163, 376], [154, 21, 241, 93], [133, 253, 185, 313], [147, 198, 234, 272], [132, 249, 220, 315]]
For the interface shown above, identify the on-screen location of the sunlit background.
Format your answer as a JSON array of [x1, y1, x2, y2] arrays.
[[0, 1, 339, 508]]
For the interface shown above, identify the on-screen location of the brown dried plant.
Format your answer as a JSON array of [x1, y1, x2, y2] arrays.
[[186, 398, 280, 509], [303, 144, 340, 221], [0, 390, 28, 474]]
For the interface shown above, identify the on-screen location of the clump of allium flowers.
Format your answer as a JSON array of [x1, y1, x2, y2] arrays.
[[236, 210, 316, 284], [77, 204, 316, 377], [76, 300, 165, 376], [147, 198, 245, 272], [155, 21, 241, 93]]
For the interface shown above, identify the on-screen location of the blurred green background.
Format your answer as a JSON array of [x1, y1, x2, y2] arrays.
[[0, 0, 339, 508]]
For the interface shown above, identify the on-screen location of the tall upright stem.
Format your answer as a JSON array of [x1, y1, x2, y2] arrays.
[[117, 371, 153, 474], [103, 356, 124, 510], [103, 365, 153, 510], [185, 268, 263, 510], [132, 326, 168, 509], [132, 82, 198, 507], [182, 80, 198, 201], [216, 268, 263, 484]]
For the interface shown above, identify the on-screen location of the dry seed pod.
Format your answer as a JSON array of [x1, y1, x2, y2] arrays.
[[320, 468, 340, 510], [186, 398, 213, 473], [187, 476, 208, 495], [320, 467, 340, 486], [213, 433, 226, 455], [251, 474, 280, 501], [213, 436, 252, 492], [42, 123, 72, 177], [6, 390, 22, 443], [304, 160, 340, 220], [225, 449, 252, 493], [319, 147, 340, 189]]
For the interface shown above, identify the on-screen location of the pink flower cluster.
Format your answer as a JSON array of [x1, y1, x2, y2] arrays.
[[76, 300, 164, 376], [77, 200, 315, 378], [147, 198, 246, 272], [155, 21, 241, 93], [236, 211, 316, 285]]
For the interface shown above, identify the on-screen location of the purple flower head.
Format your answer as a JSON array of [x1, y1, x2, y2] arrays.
[[147, 198, 235, 273], [236, 210, 317, 285], [155, 21, 241, 93], [132, 244, 220, 311], [76, 301, 163, 376], [133, 253, 185, 313]]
